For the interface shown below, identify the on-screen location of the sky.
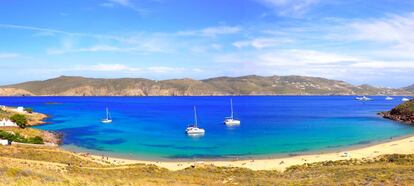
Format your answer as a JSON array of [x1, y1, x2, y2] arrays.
[[1, 0, 414, 87]]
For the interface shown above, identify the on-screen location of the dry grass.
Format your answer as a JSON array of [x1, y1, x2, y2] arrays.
[[0, 127, 59, 144], [2, 145, 414, 185], [0, 106, 48, 126]]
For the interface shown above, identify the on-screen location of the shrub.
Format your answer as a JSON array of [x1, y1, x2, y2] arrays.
[[28, 136, 44, 144], [24, 108, 33, 113], [0, 130, 43, 144], [10, 114, 27, 128]]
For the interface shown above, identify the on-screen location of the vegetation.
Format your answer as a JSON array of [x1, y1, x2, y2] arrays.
[[10, 114, 27, 128], [392, 100, 414, 115], [23, 107, 33, 113], [1, 144, 414, 185], [0, 130, 43, 144]]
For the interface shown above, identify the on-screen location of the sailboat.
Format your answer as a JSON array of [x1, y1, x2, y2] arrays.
[[224, 99, 240, 125], [385, 96, 394, 101], [402, 97, 410, 102], [355, 96, 372, 101], [186, 106, 205, 135], [101, 107, 112, 123]]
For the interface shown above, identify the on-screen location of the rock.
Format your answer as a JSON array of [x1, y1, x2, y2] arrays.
[[379, 100, 414, 124]]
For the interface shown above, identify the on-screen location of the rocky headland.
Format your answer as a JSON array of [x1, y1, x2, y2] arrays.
[[379, 99, 414, 124]]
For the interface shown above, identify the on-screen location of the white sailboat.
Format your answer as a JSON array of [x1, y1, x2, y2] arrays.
[[402, 97, 410, 102], [355, 96, 372, 101], [385, 96, 394, 101], [186, 106, 205, 135], [224, 99, 240, 126], [101, 107, 112, 123]]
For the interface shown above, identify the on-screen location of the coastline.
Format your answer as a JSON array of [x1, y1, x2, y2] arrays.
[[64, 132, 414, 171], [0, 105, 60, 145], [3, 102, 414, 172]]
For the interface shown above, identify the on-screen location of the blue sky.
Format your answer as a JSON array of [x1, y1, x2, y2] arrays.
[[1, 0, 414, 87]]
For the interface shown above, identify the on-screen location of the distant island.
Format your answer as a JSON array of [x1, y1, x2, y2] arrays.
[[380, 100, 414, 124], [0, 75, 413, 96]]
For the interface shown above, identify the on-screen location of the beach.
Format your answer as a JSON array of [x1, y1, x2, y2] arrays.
[[2, 97, 414, 172], [84, 134, 414, 171]]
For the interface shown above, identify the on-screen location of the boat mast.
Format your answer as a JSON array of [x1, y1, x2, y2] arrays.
[[230, 99, 234, 119], [194, 106, 198, 127], [106, 107, 109, 120], [108, 108, 111, 120]]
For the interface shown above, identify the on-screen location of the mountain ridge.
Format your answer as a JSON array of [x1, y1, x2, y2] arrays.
[[0, 75, 412, 96]]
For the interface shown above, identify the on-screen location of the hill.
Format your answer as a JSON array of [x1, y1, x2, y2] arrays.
[[403, 84, 414, 92], [380, 99, 414, 124], [0, 75, 411, 96]]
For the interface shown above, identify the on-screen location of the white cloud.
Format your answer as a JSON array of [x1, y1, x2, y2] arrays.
[[258, 49, 359, 65], [71, 64, 189, 74], [0, 24, 75, 36], [348, 14, 414, 43], [177, 26, 241, 37], [0, 53, 20, 59], [256, 0, 320, 17], [213, 48, 414, 86], [232, 41, 250, 49], [47, 45, 119, 55], [344, 13, 414, 57], [91, 64, 141, 72], [211, 43, 222, 50], [147, 66, 185, 73], [233, 38, 291, 49], [102, 0, 148, 15], [0, 23, 238, 56], [100, 2, 115, 7], [109, 0, 131, 6], [48, 41, 172, 55]]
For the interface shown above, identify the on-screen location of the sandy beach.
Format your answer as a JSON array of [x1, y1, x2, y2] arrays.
[[83, 134, 414, 171]]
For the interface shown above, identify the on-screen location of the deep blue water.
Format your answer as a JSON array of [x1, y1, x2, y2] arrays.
[[1, 96, 413, 160]]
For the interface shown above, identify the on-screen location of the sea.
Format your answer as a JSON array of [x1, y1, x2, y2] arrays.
[[1, 96, 413, 160]]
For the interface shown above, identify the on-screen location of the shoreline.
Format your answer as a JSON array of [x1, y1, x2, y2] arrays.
[[64, 133, 414, 171], [1, 95, 414, 97], [61, 131, 412, 162], [4, 103, 414, 172]]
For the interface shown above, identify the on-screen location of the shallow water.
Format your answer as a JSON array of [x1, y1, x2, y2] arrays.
[[1, 96, 413, 160]]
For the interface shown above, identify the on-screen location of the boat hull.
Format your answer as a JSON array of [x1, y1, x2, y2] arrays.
[[186, 127, 205, 135], [102, 119, 112, 123], [224, 119, 241, 125]]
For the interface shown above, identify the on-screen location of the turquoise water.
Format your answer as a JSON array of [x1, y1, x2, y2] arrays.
[[1, 96, 413, 160]]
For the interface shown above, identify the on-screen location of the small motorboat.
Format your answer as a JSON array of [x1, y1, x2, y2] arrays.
[[356, 96, 372, 101], [385, 96, 393, 101]]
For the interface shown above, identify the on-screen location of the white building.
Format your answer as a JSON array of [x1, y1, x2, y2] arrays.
[[0, 118, 18, 127], [15, 106, 25, 113], [0, 139, 9, 146]]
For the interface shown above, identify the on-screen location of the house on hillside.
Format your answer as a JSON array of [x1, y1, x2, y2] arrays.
[[15, 106, 25, 113], [0, 139, 10, 146], [0, 118, 18, 127]]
